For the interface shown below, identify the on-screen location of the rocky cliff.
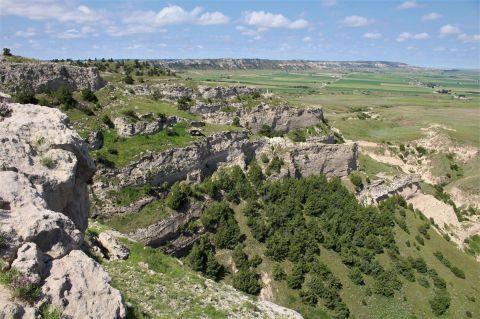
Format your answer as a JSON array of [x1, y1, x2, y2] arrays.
[[0, 101, 125, 318], [198, 85, 261, 100], [357, 175, 422, 205], [194, 103, 324, 133], [0, 61, 106, 93]]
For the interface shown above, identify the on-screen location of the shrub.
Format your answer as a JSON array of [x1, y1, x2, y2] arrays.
[[3, 48, 12, 56], [287, 263, 305, 290], [54, 85, 75, 108], [232, 269, 261, 295], [40, 156, 55, 169], [124, 75, 134, 84], [166, 182, 189, 210], [232, 117, 241, 127], [273, 263, 286, 281], [450, 266, 465, 279], [177, 96, 191, 111], [417, 276, 430, 288], [81, 88, 98, 102], [348, 267, 364, 285], [151, 89, 163, 101], [429, 289, 451, 316], [102, 115, 114, 128], [39, 304, 62, 319], [13, 85, 38, 104], [349, 174, 363, 192]]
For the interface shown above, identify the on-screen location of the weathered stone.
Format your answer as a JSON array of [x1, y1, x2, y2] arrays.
[[198, 85, 261, 100], [0, 61, 106, 93], [195, 103, 324, 133], [358, 175, 421, 205], [114, 113, 181, 137], [0, 102, 95, 233], [98, 231, 130, 260], [11, 243, 48, 284], [86, 131, 103, 151], [41, 250, 126, 319]]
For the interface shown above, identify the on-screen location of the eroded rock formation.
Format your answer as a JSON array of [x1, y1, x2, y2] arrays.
[[0, 61, 106, 93], [0, 101, 126, 318], [114, 113, 181, 137], [357, 175, 421, 205]]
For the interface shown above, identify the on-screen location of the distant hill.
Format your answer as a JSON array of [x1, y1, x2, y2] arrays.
[[149, 58, 420, 71]]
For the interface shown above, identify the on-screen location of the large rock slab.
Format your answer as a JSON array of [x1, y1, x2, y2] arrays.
[[196, 103, 324, 133], [0, 61, 106, 93], [198, 85, 261, 100], [0, 102, 95, 233], [41, 250, 126, 319]]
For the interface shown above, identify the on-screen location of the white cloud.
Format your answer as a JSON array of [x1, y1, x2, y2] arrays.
[[413, 32, 430, 39], [321, 0, 337, 6], [397, 32, 430, 42], [0, 0, 103, 24], [422, 12, 442, 21], [398, 1, 419, 9], [339, 15, 373, 27], [51, 25, 97, 39], [440, 24, 461, 35], [458, 34, 480, 42], [114, 5, 228, 36], [303, 36, 312, 42], [243, 11, 309, 29], [198, 11, 229, 25], [363, 32, 382, 39], [14, 27, 37, 37]]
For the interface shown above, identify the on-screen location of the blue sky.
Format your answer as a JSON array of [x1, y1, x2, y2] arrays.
[[0, 0, 479, 68]]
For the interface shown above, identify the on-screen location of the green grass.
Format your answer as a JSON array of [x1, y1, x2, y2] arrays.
[[464, 235, 480, 258], [92, 122, 195, 167], [88, 225, 264, 319], [105, 200, 172, 234], [358, 153, 402, 178]]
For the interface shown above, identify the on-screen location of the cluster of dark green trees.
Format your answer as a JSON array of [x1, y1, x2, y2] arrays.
[[164, 162, 457, 318]]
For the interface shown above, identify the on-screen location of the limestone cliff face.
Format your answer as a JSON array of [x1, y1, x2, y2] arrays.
[[194, 103, 324, 133], [0, 61, 106, 93], [198, 85, 261, 100], [0, 102, 126, 318]]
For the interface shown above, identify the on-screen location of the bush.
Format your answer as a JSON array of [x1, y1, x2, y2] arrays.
[[40, 156, 55, 169], [232, 117, 241, 127], [151, 89, 163, 101], [349, 174, 363, 192], [273, 263, 286, 281], [102, 115, 114, 128], [177, 96, 191, 111], [166, 183, 189, 210], [3, 48, 12, 56], [287, 263, 305, 290], [54, 85, 75, 108], [81, 88, 98, 102], [232, 269, 261, 295], [124, 75, 134, 84], [429, 289, 451, 316], [348, 267, 364, 285], [185, 238, 224, 280]]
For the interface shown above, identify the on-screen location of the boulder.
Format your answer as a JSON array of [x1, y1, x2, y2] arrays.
[[0, 61, 106, 93], [0, 102, 95, 233], [198, 85, 261, 100], [86, 131, 103, 151], [41, 250, 126, 319], [11, 243, 48, 284], [113, 113, 181, 137], [97, 231, 130, 260], [197, 103, 324, 133]]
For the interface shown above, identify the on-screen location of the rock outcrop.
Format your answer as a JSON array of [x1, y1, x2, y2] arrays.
[[194, 103, 324, 133], [0, 101, 126, 318], [198, 85, 261, 100], [114, 113, 181, 137], [0, 61, 106, 93], [127, 83, 195, 101], [41, 250, 126, 318], [97, 231, 130, 260], [357, 175, 421, 205]]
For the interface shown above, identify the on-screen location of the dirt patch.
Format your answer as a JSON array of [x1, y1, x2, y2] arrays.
[[259, 271, 274, 302]]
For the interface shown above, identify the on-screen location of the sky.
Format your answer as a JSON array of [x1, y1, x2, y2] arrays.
[[0, 0, 479, 68]]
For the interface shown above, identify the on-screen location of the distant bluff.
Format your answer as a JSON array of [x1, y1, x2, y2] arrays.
[[0, 60, 106, 93]]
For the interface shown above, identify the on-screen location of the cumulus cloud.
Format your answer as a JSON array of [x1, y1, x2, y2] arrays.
[[422, 12, 442, 21], [440, 24, 461, 35], [0, 0, 103, 24], [303, 36, 312, 42], [397, 32, 430, 42], [398, 1, 419, 9], [14, 27, 37, 37], [363, 32, 382, 39], [48, 25, 97, 39], [458, 34, 480, 43], [339, 15, 373, 27], [243, 11, 309, 29]]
